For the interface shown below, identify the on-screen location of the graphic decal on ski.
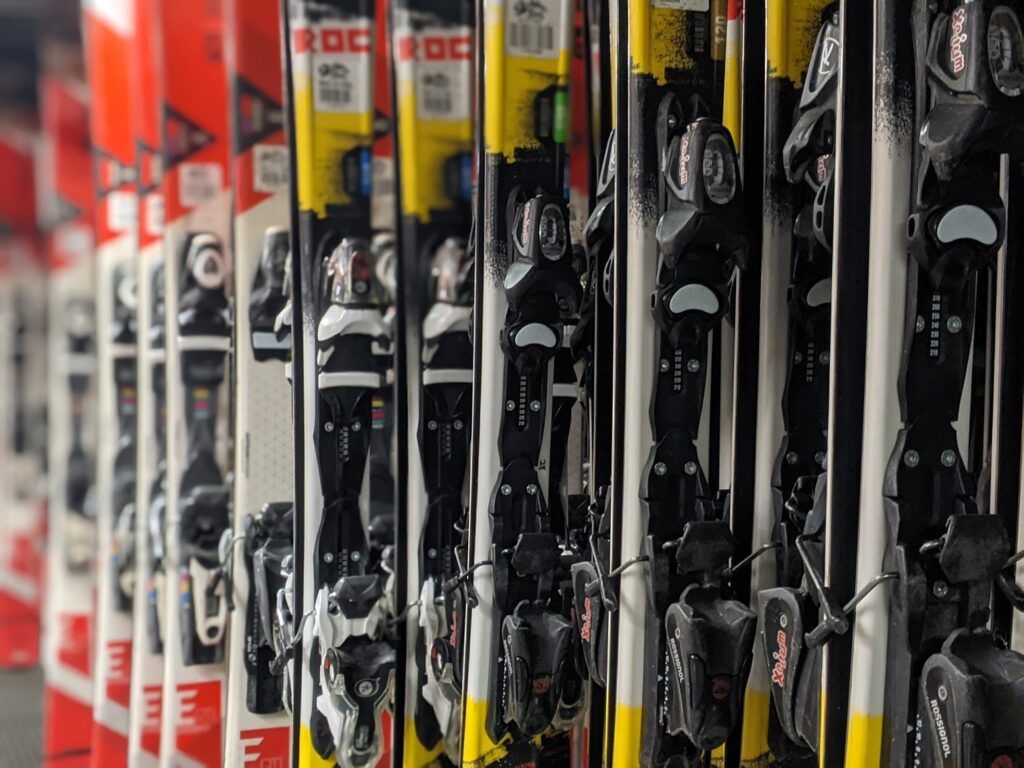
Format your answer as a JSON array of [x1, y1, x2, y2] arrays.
[[154, 0, 233, 765]]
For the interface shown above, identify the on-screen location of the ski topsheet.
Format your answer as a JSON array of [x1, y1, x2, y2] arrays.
[[285, 2, 399, 766], [461, 0, 586, 764], [390, 1, 475, 764], [0, 121, 46, 674], [154, 1, 233, 765], [82, 1, 138, 763], [126, 0, 167, 762], [222, 0, 294, 763], [39, 57, 99, 768]]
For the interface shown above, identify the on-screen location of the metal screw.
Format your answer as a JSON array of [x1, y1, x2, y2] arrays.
[[526, 483, 538, 496], [500, 484, 512, 496], [819, 351, 830, 365], [946, 315, 962, 334], [427, 548, 438, 559], [684, 461, 697, 476], [667, 114, 678, 129], [324, 422, 335, 433], [932, 581, 949, 598], [351, 551, 361, 562], [653, 462, 667, 476], [352, 421, 362, 432], [687, 359, 700, 373], [427, 420, 438, 431], [660, 359, 670, 372], [454, 419, 464, 431], [323, 552, 334, 563], [786, 451, 799, 465], [530, 400, 541, 412], [940, 449, 957, 468], [506, 400, 515, 411], [915, 316, 925, 333], [903, 450, 920, 468]]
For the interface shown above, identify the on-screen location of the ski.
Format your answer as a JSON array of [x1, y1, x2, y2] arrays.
[[82, 2, 139, 763], [389, 1, 476, 764], [221, 0, 295, 763], [752, 5, 838, 765], [460, 0, 588, 763], [284, 1, 401, 765], [0, 121, 46, 674], [39, 54, 99, 768], [605, 1, 767, 765], [869, 2, 1024, 765], [126, 0, 168, 761], [153, 1, 233, 765]]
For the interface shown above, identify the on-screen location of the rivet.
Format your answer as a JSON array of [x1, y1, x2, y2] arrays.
[[684, 461, 697, 476], [903, 450, 920, 468]]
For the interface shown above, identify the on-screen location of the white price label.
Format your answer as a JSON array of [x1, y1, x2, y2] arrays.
[[413, 28, 472, 121], [312, 22, 373, 114], [106, 190, 137, 234], [178, 162, 222, 207], [253, 145, 290, 194], [506, 0, 563, 58]]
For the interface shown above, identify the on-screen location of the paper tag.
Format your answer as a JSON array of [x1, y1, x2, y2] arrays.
[[253, 145, 290, 194], [506, 0, 563, 58], [106, 190, 137, 234], [414, 28, 472, 121], [653, 0, 710, 9], [178, 162, 222, 207], [312, 21, 372, 114]]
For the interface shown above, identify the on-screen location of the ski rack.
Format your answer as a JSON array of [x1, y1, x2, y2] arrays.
[[390, 1, 476, 763], [285, 2, 399, 764], [872, 2, 1024, 765], [462, 0, 586, 763]]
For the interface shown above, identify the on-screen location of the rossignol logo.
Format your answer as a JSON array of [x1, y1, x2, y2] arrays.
[[770, 629, 788, 686], [668, 626, 685, 684], [949, 7, 968, 74], [396, 32, 471, 62], [580, 596, 592, 642], [293, 24, 371, 55], [928, 688, 952, 760]]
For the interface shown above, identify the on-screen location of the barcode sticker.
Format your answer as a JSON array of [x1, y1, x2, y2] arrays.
[[652, 0, 710, 9], [312, 21, 372, 114], [253, 145, 290, 193], [178, 162, 222, 207], [415, 28, 471, 121], [506, 0, 562, 58]]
